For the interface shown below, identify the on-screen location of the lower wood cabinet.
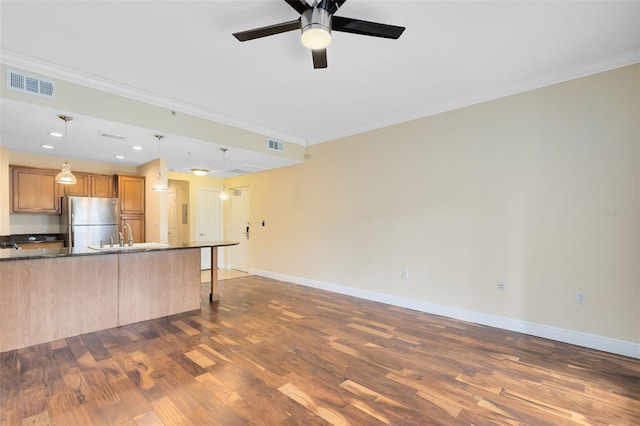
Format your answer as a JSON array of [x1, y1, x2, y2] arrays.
[[0, 249, 201, 352], [121, 215, 145, 243], [15, 241, 64, 249]]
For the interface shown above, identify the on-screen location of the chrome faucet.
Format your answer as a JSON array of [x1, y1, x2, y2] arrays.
[[118, 231, 125, 247], [124, 223, 133, 246]]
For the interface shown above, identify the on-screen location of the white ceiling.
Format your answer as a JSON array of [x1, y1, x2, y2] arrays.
[[1, 1, 638, 174]]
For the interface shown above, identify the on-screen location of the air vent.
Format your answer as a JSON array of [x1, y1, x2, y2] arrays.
[[100, 132, 126, 140], [7, 70, 55, 98], [268, 139, 284, 152], [228, 169, 253, 175]]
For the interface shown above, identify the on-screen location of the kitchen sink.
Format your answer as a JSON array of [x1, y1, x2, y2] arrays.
[[87, 242, 170, 251]]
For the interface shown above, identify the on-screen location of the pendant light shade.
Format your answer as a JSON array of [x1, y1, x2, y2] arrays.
[[54, 115, 77, 185], [55, 161, 77, 185], [152, 134, 167, 192], [218, 148, 229, 201]]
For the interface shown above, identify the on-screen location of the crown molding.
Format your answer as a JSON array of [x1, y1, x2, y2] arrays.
[[3, 48, 637, 148], [0, 49, 308, 146], [305, 48, 640, 145]]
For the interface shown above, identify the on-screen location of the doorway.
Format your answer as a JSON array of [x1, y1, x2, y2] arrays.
[[195, 187, 223, 270], [167, 189, 178, 245], [230, 186, 250, 272]]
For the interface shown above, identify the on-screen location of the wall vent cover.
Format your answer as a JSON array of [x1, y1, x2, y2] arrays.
[[268, 139, 284, 152], [7, 70, 55, 98]]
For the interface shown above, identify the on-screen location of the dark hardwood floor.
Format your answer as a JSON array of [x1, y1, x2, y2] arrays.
[[1, 275, 639, 425]]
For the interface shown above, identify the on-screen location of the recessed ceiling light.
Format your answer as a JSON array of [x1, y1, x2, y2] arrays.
[[114, 155, 125, 160], [131, 146, 142, 151], [40, 144, 54, 149], [48, 132, 63, 138]]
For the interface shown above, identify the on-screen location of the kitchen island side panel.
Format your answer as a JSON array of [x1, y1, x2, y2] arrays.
[[117, 248, 201, 326], [0, 255, 119, 352]]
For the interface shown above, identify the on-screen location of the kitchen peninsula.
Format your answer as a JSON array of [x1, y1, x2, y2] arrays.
[[0, 241, 237, 352]]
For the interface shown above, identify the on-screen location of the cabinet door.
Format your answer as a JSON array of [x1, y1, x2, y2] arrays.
[[11, 167, 60, 213], [63, 173, 90, 197], [121, 215, 145, 243], [118, 175, 145, 214], [15, 241, 64, 249], [91, 175, 114, 198]]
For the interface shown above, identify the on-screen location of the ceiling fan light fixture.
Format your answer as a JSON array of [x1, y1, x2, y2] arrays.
[[301, 7, 331, 49]]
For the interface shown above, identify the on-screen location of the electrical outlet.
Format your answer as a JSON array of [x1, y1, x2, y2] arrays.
[[497, 281, 505, 291], [576, 292, 586, 304], [402, 270, 409, 280]]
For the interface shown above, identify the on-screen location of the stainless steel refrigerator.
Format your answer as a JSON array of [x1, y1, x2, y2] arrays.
[[61, 196, 120, 248]]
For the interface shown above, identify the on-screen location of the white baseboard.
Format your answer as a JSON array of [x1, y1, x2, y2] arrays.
[[250, 268, 640, 359]]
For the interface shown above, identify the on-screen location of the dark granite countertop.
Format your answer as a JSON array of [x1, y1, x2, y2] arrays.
[[10, 234, 66, 243], [0, 241, 238, 261]]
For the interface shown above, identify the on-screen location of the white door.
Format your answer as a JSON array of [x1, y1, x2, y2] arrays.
[[230, 187, 250, 272], [167, 190, 178, 245], [195, 188, 222, 270]]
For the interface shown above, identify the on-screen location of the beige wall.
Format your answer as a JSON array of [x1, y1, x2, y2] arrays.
[[167, 179, 191, 246], [0, 146, 10, 235], [228, 64, 640, 346], [137, 158, 167, 243]]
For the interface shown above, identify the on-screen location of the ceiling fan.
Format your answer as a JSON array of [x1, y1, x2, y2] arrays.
[[232, 0, 406, 69]]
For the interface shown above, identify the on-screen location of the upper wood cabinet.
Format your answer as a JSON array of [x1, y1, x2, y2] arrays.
[[63, 173, 90, 197], [115, 175, 145, 214], [91, 175, 115, 198], [63, 173, 114, 198], [10, 167, 60, 214]]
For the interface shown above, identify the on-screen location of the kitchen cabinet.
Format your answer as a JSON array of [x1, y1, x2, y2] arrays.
[[10, 166, 60, 214], [120, 215, 145, 243], [115, 174, 145, 242], [116, 174, 145, 214], [15, 241, 64, 249], [63, 172, 89, 197], [63, 173, 114, 198], [91, 174, 114, 198]]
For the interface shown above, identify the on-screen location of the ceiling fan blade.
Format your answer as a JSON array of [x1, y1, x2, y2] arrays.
[[332, 16, 405, 39], [312, 49, 327, 69], [233, 19, 300, 41], [285, 0, 311, 15], [327, 0, 347, 15]]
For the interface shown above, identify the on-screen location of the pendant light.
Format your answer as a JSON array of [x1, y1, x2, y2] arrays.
[[152, 134, 167, 192], [54, 115, 77, 185], [218, 148, 230, 201]]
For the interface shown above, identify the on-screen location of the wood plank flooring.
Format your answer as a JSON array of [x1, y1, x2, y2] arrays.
[[1, 275, 638, 425]]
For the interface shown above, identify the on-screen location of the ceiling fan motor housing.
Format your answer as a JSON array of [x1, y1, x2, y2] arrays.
[[301, 7, 332, 49]]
